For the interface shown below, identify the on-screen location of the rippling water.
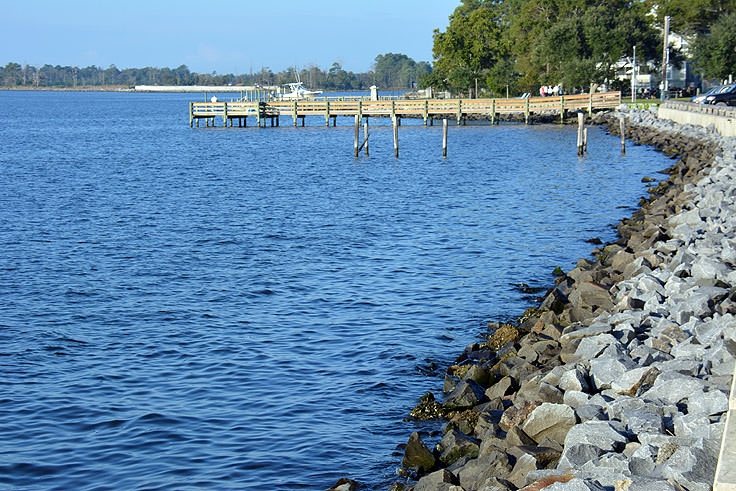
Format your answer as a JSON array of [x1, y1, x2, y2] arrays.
[[0, 91, 669, 490]]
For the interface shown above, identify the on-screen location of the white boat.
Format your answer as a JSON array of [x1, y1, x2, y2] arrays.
[[277, 74, 322, 101]]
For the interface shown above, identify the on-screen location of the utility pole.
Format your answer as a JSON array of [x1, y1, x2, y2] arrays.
[[661, 15, 670, 101], [632, 45, 637, 103]]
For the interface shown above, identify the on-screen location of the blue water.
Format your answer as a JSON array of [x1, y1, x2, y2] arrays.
[[0, 91, 668, 490]]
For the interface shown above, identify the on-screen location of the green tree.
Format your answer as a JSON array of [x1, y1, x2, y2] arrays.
[[2, 62, 22, 86], [651, 0, 736, 35], [693, 12, 736, 79], [510, 0, 659, 91], [374, 53, 428, 89], [428, 1, 511, 93]]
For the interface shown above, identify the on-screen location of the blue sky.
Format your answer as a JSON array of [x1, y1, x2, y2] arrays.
[[1, 0, 457, 74]]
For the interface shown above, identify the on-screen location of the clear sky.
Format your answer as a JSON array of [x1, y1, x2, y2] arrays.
[[1, 0, 458, 74]]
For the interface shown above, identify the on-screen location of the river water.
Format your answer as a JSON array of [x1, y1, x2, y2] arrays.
[[0, 91, 669, 490]]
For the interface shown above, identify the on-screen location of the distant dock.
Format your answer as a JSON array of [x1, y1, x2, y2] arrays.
[[188, 92, 622, 128]]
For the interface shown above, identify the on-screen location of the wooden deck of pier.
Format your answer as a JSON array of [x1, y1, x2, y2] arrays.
[[189, 92, 622, 128]]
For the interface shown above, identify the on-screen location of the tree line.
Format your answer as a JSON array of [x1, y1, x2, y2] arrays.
[[0, 53, 431, 91], [421, 0, 736, 96]]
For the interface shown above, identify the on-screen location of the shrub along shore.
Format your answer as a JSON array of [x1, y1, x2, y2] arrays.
[[330, 107, 736, 491]]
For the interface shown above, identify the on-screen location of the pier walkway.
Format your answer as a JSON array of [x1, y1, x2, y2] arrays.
[[189, 92, 622, 127]]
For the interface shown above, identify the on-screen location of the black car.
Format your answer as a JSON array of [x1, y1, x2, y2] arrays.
[[693, 84, 736, 106]]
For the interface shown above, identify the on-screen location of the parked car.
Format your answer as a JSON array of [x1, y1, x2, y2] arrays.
[[691, 84, 736, 105]]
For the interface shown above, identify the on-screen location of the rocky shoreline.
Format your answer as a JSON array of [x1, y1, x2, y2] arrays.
[[331, 106, 736, 491]]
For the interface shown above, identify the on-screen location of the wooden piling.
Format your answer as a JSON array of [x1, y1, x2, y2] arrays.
[[393, 117, 399, 158], [619, 117, 626, 154], [364, 121, 369, 157], [443, 119, 448, 157], [354, 115, 359, 157], [583, 128, 588, 153], [577, 112, 585, 156]]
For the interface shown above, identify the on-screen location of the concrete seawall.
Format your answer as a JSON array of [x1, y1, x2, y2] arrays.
[[658, 101, 736, 137]]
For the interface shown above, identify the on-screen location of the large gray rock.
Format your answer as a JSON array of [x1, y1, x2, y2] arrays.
[[579, 452, 630, 475], [568, 282, 614, 311], [559, 324, 612, 346], [655, 438, 720, 491], [505, 425, 537, 447], [640, 371, 707, 404], [557, 444, 603, 470], [413, 469, 461, 491], [629, 443, 658, 476], [484, 376, 516, 400], [611, 251, 636, 273], [690, 257, 731, 282], [507, 453, 537, 489], [686, 389, 729, 416], [562, 421, 629, 453], [589, 357, 637, 391], [563, 390, 590, 408], [574, 404, 606, 422], [520, 403, 576, 445], [568, 334, 620, 363], [673, 413, 712, 438], [454, 451, 511, 491], [402, 432, 436, 475], [611, 367, 658, 396], [439, 430, 480, 466], [559, 366, 591, 393], [444, 380, 486, 410], [621, 409, 664, 434]]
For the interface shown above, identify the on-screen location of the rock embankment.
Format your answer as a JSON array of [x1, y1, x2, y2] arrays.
[[390, 107, 736, 491]]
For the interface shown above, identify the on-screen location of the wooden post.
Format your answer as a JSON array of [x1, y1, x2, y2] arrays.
[[443, 119, 448, 157], [423, 100, 428, 126], [583, 128, 588, 153], [491, 99, 496, 125], [354, 115, 359, 157], [364, 121, 369, 157], [619, 117, 626, 154], [324, 101, 330, 126], [525, 97, 530, 124], [588, 92, 593, 115], [189, 102, 193, 127], [457, 99, 462, 125], [223, 102, 228, 127], [560, 96, 565, 124], [577, 112, 584, 156], [393, 117, 399, 158]]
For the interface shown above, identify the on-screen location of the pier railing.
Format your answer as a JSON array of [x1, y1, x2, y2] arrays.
[[190, 91, 622, 127]]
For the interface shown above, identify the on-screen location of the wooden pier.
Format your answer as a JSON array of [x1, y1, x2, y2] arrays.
[[189, 92, 621, 128]]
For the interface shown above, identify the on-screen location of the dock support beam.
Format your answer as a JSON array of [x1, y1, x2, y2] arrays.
[[354, 115, 359, 157], [392, 117, 399, 158], [560, 96, 565, 124], [443, 119, 448, 157], [577, 112, 585, 156]]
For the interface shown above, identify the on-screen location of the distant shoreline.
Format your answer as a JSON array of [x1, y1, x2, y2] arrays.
[[0, 86, 132, 92]]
